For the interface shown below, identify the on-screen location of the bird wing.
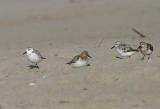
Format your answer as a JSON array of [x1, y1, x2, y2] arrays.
[[32, 49, 46, 59], [147, 43, 153, 51], [125, 47, 138, 52], [67, 55, 80, 64], [120, 44, 137, 52]]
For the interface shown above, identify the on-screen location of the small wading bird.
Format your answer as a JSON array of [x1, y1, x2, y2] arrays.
[[23, 47, 46, 69], [137, 41, 153, 60], [111, 41, 138, 59], [66, 51, 92, 67]]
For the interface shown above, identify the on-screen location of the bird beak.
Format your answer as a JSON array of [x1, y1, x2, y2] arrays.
[[87, 54, 92, 58], [111, 46, 115, 49], [23, 51, 27, 55]]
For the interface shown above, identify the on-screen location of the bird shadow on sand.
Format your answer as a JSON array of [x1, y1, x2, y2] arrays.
[[27, 65, 39, 69]]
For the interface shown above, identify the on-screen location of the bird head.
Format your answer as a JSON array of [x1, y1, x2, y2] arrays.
[[23, 47, 34, 55], [111, 41, 121, 49], [80, 51, 92, 59]]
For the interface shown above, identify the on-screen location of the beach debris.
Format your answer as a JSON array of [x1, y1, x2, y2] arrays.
[[97, 37, 104, 48], [59, 100, 70, 104], [132, 28, 147, 38], [82, 88, 88, 91], [29, 82, 36, 86], [42, 75, 46, 79]]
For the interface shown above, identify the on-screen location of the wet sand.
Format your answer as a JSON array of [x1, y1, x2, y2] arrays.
[[0, 0, 160, 109]]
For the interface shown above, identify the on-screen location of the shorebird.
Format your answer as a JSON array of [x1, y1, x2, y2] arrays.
[[23, 47, 46, 69], [137, 41, 153, 60], [111, 41, 138, 59], [66, 51, 92, 67]]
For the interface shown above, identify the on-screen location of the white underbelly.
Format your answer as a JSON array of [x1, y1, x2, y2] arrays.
[[28, 54, 41, 63], [72, 60, 88, 67], [146, 49, 153, 55], [117, 49, 135, 57]]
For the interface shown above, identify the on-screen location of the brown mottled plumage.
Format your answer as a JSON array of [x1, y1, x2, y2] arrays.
[[137, 41, 153, 60], [66, 51, 92, 67], [80, 51, 92, 60]]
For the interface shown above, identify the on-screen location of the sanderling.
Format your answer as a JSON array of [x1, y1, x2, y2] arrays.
[[66, 51, 92, 67], [23, 47, 46, 69], [111, 41, 138, 59], [137, 41, 153, 60]]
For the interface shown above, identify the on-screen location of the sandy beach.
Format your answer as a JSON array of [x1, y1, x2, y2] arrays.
[[0, 0, 160, 109]]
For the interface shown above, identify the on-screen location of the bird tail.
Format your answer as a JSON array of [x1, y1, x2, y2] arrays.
[[41, 57, 46, 59], [66, 61, 72, 64]]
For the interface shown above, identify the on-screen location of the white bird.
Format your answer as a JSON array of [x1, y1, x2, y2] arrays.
[[111, 41, 138, 59], [66, 51, 92, 67], [23, 47, 46, 69]]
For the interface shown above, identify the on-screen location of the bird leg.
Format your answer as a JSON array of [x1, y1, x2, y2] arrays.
[[148, 55, 151, 60], [147, 55, 151, 63], [141, 55, 145, 60], [35, 64, 39, 69]]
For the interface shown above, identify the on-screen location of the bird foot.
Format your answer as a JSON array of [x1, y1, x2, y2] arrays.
[[87, 64, 91, 66], [27, 65, 39, 69], [116, 57, 124, 59]]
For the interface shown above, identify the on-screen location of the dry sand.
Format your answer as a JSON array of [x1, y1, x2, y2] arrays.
[[0, 0, 160, 109]]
